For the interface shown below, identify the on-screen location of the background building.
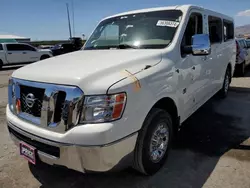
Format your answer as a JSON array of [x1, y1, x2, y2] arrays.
[[0, 34, 31, 42]]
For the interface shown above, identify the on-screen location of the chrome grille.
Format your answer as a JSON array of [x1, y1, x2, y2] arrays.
[[8, 78, 84, 133]]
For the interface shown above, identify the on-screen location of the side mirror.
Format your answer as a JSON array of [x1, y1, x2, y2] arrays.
[[191, 34, 211, 56]]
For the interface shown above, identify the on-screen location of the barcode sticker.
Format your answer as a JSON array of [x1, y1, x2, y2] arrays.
[[156, 20, 179, 27]]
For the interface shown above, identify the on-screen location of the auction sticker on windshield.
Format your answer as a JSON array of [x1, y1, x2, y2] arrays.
[[156, 20, 179, 27], [19, 142, 36, 164]]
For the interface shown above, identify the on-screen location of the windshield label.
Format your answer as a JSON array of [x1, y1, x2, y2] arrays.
[[156, 20, 179, 27]]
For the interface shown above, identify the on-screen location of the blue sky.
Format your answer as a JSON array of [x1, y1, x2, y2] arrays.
[[1, 0, 250, 40]]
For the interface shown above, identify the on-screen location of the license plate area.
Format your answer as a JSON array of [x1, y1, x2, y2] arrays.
[[19, 142, 36, 164]]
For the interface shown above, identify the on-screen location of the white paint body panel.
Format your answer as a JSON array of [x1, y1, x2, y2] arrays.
[[12, 50, 162, 95], [8, 5, 236, 146]]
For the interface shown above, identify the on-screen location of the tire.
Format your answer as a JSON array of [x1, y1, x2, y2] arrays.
[[237, 62, 245, 77], [133, 108, 173, 175], [218, 66, 231, 98], [40, 55, 50, 60], [0, 60, 3, 69]]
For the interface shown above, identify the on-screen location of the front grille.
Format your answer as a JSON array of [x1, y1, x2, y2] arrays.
[[20, 85, 45, 117], [53, 91, 66, 123], [8, 126, 60, 158], [9, 78, 84, 133]]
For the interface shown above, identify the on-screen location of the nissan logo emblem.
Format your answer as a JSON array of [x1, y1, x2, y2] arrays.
[[25, 93, 36, 108]]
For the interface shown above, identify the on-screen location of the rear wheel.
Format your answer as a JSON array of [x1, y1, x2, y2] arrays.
[[0, 60, 3, 69], [218, 67, 231, 98], [133, 108, 173, 175]]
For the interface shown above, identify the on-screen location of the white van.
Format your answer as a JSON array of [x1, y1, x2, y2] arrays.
[[6, 5, 236, 175]]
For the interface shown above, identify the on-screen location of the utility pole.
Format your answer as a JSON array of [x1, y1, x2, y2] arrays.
[[71, 0, 75, 37], [66, 3, 72, 39]]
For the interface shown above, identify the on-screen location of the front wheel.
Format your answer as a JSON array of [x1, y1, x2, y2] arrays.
[[133, 108, 173, 175], [40, 55, 50, 60]]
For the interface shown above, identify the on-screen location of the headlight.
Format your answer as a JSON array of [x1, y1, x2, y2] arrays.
[[80, 92, 127, 123]]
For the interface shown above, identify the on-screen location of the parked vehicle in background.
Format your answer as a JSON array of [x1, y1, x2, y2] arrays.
[[37, 45, 54, 50], [235, 38, 250, 76], [246, 39, 250, 48], [51, 43, 74, 56], [51, 37, 83, 56], [0, 43, 53, 69], [7, 5, 235, 176]]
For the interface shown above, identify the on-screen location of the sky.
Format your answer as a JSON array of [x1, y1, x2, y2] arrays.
[[1, 0, 250, 40]]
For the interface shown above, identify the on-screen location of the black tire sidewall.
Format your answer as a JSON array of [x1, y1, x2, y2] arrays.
[[40, 55, 49, 60], [242, 62, 245, 76], [220, 67, 230, 98], [236, 62, 245, 76], [140, 109, 173, 175], [0, 60, 3, 69]]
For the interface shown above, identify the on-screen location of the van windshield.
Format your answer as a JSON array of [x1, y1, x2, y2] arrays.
[[83, 10, 182, 50], [246, 40, 250, 48]]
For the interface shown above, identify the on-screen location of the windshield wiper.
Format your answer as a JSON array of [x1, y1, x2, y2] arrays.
[[117, 44, 139, 49], [83, 44, 140, 50]]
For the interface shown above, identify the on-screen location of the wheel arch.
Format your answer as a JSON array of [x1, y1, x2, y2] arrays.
[[148, 97, 180, 135], [40, 54, 50, 60]]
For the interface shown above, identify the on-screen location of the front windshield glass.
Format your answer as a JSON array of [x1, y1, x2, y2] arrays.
[[246, 40, 250, 47], [83, 10, 182, 50]]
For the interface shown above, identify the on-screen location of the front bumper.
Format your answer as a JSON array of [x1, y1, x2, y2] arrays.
[[7, 121, 138, 173]]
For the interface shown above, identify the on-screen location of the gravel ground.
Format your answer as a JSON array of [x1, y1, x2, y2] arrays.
[[0, 65, 250, 188]]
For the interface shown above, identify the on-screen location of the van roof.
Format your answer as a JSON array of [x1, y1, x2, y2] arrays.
[[103, 4, 233, 22]]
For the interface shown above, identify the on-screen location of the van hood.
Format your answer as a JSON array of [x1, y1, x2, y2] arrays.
[[12, 49, 162, 94]]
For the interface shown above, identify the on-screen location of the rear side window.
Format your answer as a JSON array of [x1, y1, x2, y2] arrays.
[[223, 20, 234, 41], [6, 44, 20, 51], [18, 44, 36, 51], [62, 44, 72, 50], [0, 44, 3, 50], [208, 16, 222, 44], [6, 44, 36, 51]]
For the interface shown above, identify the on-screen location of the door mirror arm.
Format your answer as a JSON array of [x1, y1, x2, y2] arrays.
[[182, 46, 193, 54]]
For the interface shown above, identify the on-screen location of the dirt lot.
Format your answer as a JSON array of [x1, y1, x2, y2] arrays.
[[0, 65, 250, 188]]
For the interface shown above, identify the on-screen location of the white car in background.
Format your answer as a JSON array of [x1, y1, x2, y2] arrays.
[[0, 43, 53, 69], [235, 38, 250, 76]]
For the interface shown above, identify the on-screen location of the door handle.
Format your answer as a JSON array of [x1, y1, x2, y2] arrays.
[[192, 66, 195, 70], [22, 52, 27, 54], [8, 52, 12, 54]]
